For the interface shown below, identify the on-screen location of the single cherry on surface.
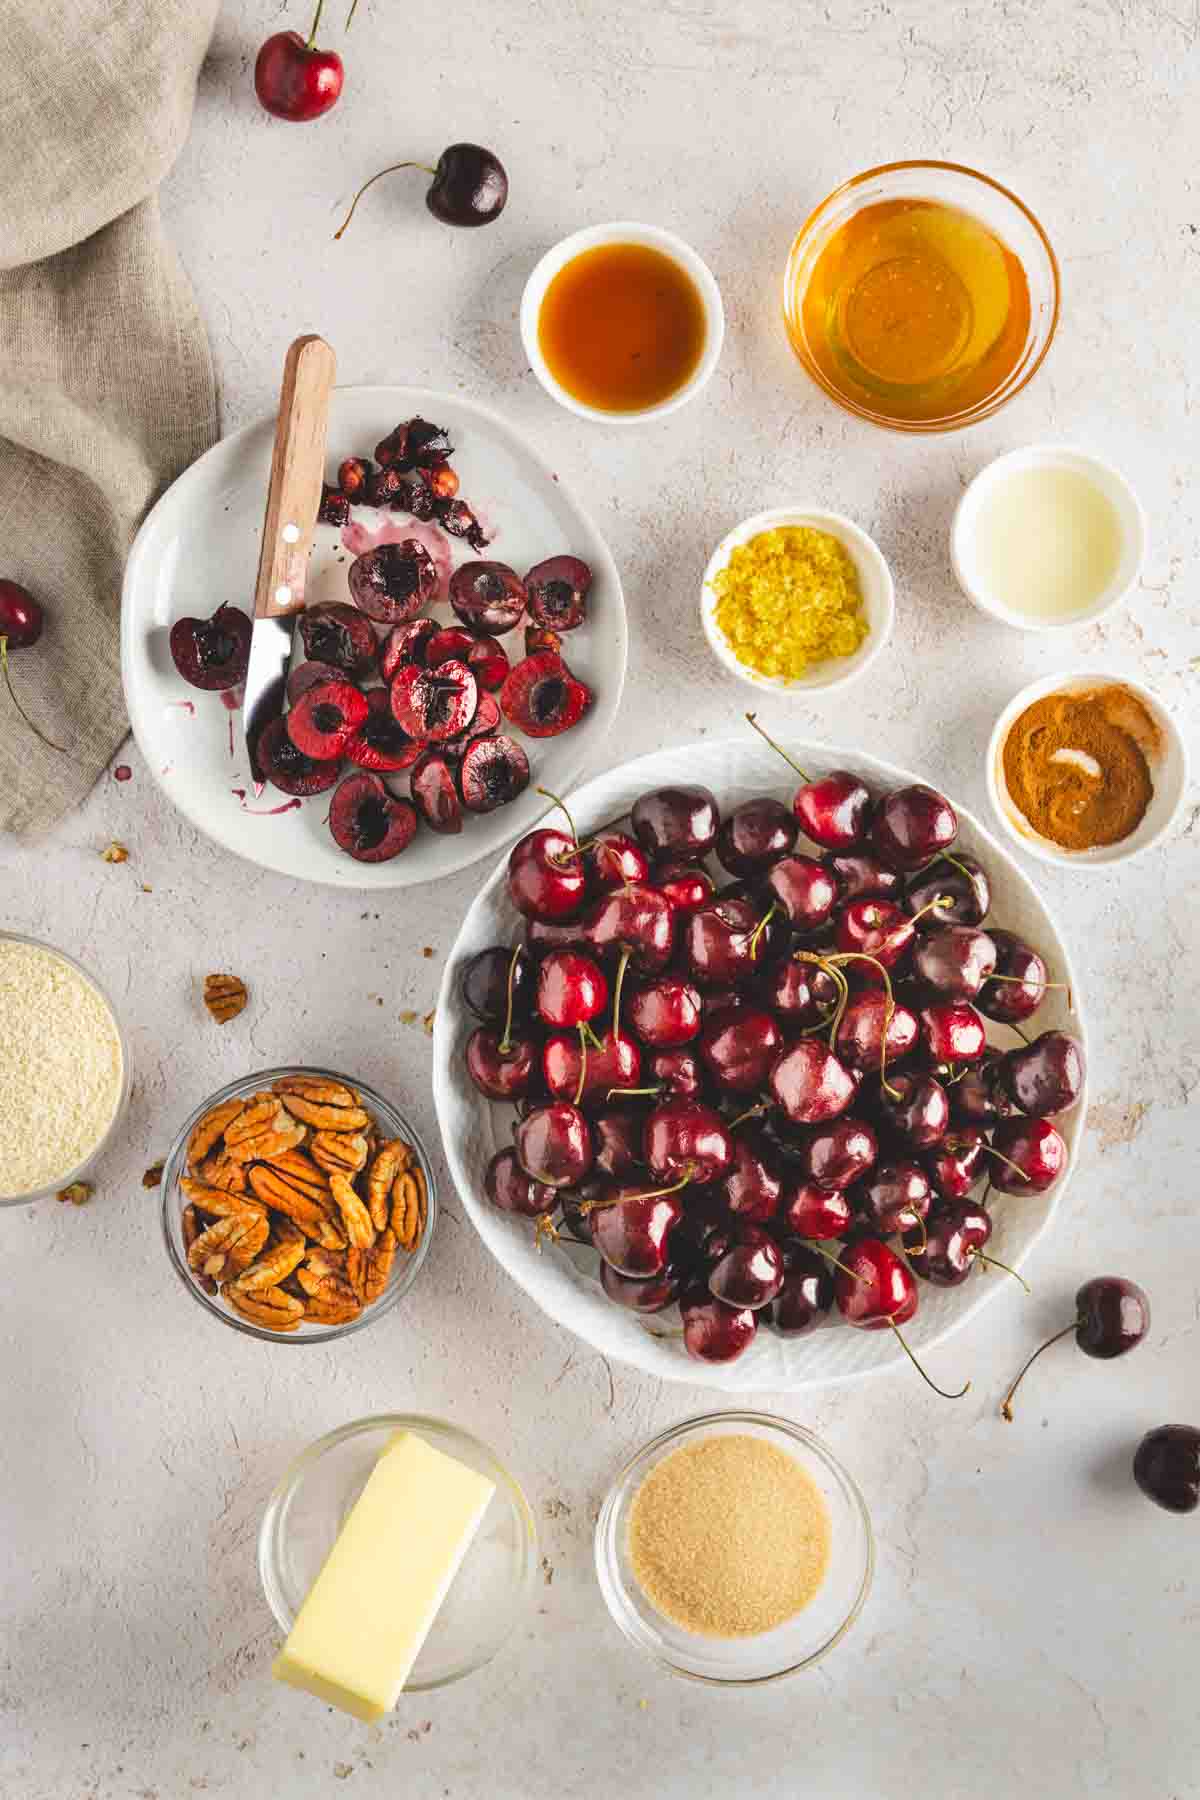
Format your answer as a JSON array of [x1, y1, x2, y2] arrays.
[[335, 142, 508, 237], [254, 0, 343, 121], [1000, 1276, 1150, 1420], [0, 580, 43, 648], [1001, 1031, 1086, 1118], [1133, 1426, 1200, 1514]]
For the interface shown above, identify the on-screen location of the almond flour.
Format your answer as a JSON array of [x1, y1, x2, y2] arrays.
[[0, 941, 124, 1199], [627, 1434, 831, 1637]]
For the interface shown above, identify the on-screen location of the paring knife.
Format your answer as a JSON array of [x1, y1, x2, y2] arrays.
[[244, 333, 338, 769]]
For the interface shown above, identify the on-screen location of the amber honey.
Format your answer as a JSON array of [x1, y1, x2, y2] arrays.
[[537, 243, 707, 413], [790, 198, 1031, 424]]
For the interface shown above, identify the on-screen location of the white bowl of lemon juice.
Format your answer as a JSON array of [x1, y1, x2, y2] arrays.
[[951, 444, 1145, 631]]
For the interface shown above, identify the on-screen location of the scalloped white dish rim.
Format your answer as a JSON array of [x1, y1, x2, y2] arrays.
[[432, 736, 1086, 1391]]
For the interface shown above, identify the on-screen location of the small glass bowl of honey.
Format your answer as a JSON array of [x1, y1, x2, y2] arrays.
[[521, 221, 724, 423], [783, 161, 1060, 433]]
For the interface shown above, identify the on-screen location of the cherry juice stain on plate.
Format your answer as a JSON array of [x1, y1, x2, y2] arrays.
[[220, 686, 243, 759], [231, 787, 301, 816], [166, 699, 195, 716], [113, 765, 132, 783], [343, 517, 454, 601]]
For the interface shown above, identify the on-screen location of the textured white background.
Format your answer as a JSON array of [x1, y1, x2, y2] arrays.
[[3, 2, 1199, 1796]]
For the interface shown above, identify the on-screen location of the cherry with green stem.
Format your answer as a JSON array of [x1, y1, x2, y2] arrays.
[[744, 712, 873, 849], [1000, 1276, 1149, 1421]]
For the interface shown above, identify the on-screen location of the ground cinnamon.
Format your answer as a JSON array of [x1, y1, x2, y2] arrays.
[[1001, 684, 1156, 850]]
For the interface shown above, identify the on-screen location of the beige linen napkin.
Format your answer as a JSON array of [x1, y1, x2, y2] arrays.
[[0, 0, 221, 836]]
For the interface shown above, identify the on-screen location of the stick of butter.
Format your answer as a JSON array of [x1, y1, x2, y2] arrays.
[[272, 1429, 496, 1720]]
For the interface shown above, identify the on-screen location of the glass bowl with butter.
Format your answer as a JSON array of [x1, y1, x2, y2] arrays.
[[260, 1414, 537, 1700], [160, 1066, 437, 1342], [595, 1411, 873, 1684], [0, 932, 130, 1207], [700, 507, 894, 695]]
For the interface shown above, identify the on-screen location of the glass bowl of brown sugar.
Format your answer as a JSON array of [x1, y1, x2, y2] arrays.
[[594, 1411, 873, 1684]]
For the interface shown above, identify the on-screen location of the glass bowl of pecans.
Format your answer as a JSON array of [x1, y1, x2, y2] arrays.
[[160, 1067, 437, 1342]]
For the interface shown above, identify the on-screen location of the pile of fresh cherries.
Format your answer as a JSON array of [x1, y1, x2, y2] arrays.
[[461, 721, 1085, 1388], [168, 417, 595, 861]]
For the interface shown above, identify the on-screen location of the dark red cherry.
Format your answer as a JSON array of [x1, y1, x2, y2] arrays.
[[683, 897, 775, 987], [500, 651, 593, 737], [834, 990, 919, 1074], [514, 1102, 593, 1187], [1001, 1031, 1086, 1118], [875, 1069, 950, 1150], [772, 1249, 834, 1336], [542, 1028, 640, 1108], [719, 1128, 785, 1222], [800, 1116, 877, 1191], [298, 603, 376, 673], [0, 579, 44, 648], [590, 1188, 682, 1278], [592, 1109, 648, 1179], [679, 1286, 758, 1364], [903, 1197, 991, 1284], [507, 828, 587, 920], [780, 1180, 852, 1240], [950, 1048, 1013, 1127], [825, 851, 902, 902], [484, 1147, 557, 1218], [715, 798, 798, 877], [343, 688, 422, 773], [651, 858, 716, 913], [536, 950, 608, 1028], [835, 898, 914, 979], [426, 143, 508, 226], [922, 1128, 986, 1201], [708, 1225, 784, 1310], [644, 1098, 733, 1183], [1002, 1276, 1150, 1422], [584, 884, 675, 974], [852, 1161, 932, 1237], [169, 605, 251, 691], [409, 751, 463, 834], [912, 926, 997, 1000], [647, 1049, 707, 1100], [583, 830, 648, 892], [697, 1007, 783, 1094], [794, 770, 873, 850], [465, 1026, 536, 1100], [1134, 1426, 1200, 1514], [904, 854, 990, 928], [630, 785, 720, 862], [757, 956, 839, 1027], [524, 555, 591, 631], [768, 1040, 856, 1125], [763, 854, 838, 931], [627, 976, 702, 1047], [834, 1237, 917, 1329], [254, 716, 338, 798], [600, 1258, 681, 1313], [977, 930, 1048, 1024], [461, 945, 533, 1025], [987, 1117, 1068, 1194], [918, 1001, 987, 1065], [871, 783, 958, 872]]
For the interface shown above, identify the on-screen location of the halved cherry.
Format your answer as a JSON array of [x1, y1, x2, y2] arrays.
[[441, 692, 501, 757], [524, 555, 591, 631], [255, 716, 340, 798], [500, 652, 593, 737], [448, 561, 527, 633], [348, 541, 439, 624], [390, 659, 478, 741], [467, 635, 510, 691], [380, 617, 439, 680], [343, 688, 422, 772], [286, 679, 369, 761], [298, 604, 376, 674], [410, 751, 463, 833], [459, 734, 531, 812], [329, 772, 419, 861], [426, 626, 477, 667], [286, 659, 345, 705]]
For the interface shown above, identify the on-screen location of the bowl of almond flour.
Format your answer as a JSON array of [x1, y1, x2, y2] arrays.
[[0, 934, 128, 1205]]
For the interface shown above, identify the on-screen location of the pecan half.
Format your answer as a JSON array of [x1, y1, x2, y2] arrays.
[[223, 1097, 285, 1148], [366, 1140, 407, 1233], [303, 1293, 363, 1326], [272, 1076, 370, 1132], [225, 1116, 307, 1166], [192, 1149, 249, 1195], [347, 1228, 396, 1305], [390, 1166, 427, 1252], [227, 1286, 305, 1332], [262, 1148, 329, 1202], [203, 973, 248, 1024], [180, 1176, 267, 1220], [229, 1218, 307, 1294], [187, 1097, 246, 1165], [187, 1210, 268, 1282], [328, 1170, 375, 1248], [296, 1259, 358, 1307], [310, 1130, 370, 1177], [246, 1165, 335, 1239], [182, 1203, 217, 1294]]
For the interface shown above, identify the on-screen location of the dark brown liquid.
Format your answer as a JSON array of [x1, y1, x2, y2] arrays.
[[538, 243, 707, 412]]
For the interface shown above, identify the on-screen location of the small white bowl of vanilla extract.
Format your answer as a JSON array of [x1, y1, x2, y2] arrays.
[[952, 444, 1145, 631], [520, 221, 725, 424]]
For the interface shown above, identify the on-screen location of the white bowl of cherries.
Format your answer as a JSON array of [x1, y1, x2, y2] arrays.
[[432, 724, 1086, 1392]]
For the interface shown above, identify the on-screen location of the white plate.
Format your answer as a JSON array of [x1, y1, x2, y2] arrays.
[[432, 737, 1087, 1392], [121, 386, 627, 888]]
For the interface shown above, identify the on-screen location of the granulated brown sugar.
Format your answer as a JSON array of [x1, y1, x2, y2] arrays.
[[627, 1434, 831, 1637]]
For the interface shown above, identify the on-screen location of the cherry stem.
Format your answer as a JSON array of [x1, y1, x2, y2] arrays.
[[908, 892, 956, 926], [801, 1241, 865, 1283], [605, 1085, 663, 1099], [973, 1249, 1031, 1294], [345, 0, 360, 24], [1000, 1320, 1078, 1421], [728, 1101, 769, 1130], [536, 785, 579, 850], [889, 1319, 970, 1399], [0, 637, 68, 754], [746, 902, 778, 962], [533, 1210, 560, 1252], [334, 161, 438, 240], [581, 1166, 695, 1212], [580, 1021, 605, 1051], [497, 942, 521, 1055], [611, 947, 630, 1046], [978, 1143, 1031, 1183], [307, 0, 326, 48], [573, 1025, 588, 1109], [986, 971, 1071, 1010], [744, 712, 810, 781]]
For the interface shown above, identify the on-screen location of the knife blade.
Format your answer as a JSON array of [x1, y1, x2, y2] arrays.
[[243, 334, 338, 771]]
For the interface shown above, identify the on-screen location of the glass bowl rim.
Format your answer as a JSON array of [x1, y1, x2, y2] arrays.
[[257, 1410, 538, 1691], [159, 1063, 437, 1343], [783, 158, 1062, 434], [594, 1408, 874, 1685], [0, 929, 131, 1207]]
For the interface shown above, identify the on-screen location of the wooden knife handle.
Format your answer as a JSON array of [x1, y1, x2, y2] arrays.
[[252, 334, 337, 622]]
